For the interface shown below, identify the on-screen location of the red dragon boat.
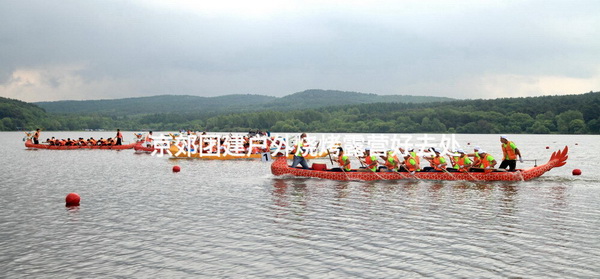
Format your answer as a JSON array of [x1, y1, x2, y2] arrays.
[[271, 146, 568, 181], [133, 141, 157, 153], [25, 139, 136, 150]]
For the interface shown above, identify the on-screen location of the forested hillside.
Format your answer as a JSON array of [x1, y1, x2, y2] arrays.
[[0, 97, 48, 131], [34, 89, 453, 115], [4, 91, 600, 134], [197, 91, 600, 134]]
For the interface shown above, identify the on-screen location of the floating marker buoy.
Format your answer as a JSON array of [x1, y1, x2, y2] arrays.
[[173, 165, 181, 173], [65, 193, 80, 206], [572, 169, 582, 176], [546, 146, 549, 149]]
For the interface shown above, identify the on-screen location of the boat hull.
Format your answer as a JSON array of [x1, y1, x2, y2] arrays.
[[25, 139, 136, 150], [271, 146, 569, 181]]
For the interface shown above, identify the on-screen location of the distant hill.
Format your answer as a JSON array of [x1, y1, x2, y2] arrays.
[[34, 90, 454, 116], [263, 89, 454, 110], [0, 96, 48, 130], [34, 94, 278, 116]]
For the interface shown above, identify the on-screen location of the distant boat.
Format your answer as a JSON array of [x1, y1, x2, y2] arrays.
[[25, 139, 136, 150]]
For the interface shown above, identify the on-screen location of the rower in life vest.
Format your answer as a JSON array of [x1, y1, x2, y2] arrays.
[[362, 147, 379, 172], [499, 135, 522, 171], [476, 150, 497, 172], [423, 148, 447, 172], [381, 149, 399, 171], [468, 146, 483, 168], [337, 147, 352, 171], [454, 149, 473, 172], [401, 153, 418, 172]]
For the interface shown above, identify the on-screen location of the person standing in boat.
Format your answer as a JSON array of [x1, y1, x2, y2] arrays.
[[116, 129, 123, 145], [33, 128, 41, 144], [499, 136, 522, 171], [290, 133, 309, 169]]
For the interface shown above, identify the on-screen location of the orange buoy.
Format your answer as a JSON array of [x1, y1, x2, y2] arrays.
[[65, 193, 80, 206], [572, 169, 582, 176], [173, 165, 181, 173]]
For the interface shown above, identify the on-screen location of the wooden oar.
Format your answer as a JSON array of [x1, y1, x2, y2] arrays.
[[399, 164, 420, 180], [440, 167, 457, 180], [357, 157, 386, 180], [326, 148, 334, 165]]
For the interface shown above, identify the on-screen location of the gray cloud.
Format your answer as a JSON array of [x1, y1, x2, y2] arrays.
[[1, 0, 599, 102]]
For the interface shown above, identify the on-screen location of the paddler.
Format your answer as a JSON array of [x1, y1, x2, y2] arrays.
[[455, 149, 473, 172], [336, 147, 352, 172], [423, 148, 447, 172], [468, 146, 482, 168], [473, 150, 497, 172], [360, 147, 379, 172], [499, 135, 522, 171], [399, 153, 418, 173], [380, 149, 399, 172]]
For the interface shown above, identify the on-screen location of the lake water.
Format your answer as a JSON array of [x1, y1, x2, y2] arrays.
[[1, 132, 599, 278]]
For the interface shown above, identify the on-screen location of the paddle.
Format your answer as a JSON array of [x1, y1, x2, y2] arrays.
[[326, 148, 334, 165], [356, 156, 386, 180], [399, 163, 420, 180]]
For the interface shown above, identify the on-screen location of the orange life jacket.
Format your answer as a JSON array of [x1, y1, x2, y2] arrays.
[[338, 155, 351, 171], [457, 156, 471, 172], [432, 156, 446, 171], [502, 141, 517, 160], [404, 157, 417, 171], [365, 155, 378, 171]]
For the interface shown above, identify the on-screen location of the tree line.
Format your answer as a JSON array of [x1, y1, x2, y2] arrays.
[[2, 91, 599, 134]]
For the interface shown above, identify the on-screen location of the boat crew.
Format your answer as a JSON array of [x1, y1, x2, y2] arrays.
[[400, 153, 418, 173], [381, 149, 399, 171], [499, 136, 522, 171], [290, 133, 309, 169], [337, 147, 352, 172], [361, 147, 379, 172], [455, 149, 473, 172], [33, 129, 41, 144], [473, 150, 497, 172], [468, 146, 482, 168], [423, 148, 447, 172], [116, 129, 123, 145]]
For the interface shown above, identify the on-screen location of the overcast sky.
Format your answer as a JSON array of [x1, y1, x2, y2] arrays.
[[1, 0, 599, 102]]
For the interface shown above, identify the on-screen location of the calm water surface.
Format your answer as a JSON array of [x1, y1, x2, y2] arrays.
[[1, 132, 599, 278]]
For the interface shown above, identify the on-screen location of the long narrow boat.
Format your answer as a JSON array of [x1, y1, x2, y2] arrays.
[[271, 146, 568, 181], [25, 139, 137, 150], [133, 141, 157, 153]]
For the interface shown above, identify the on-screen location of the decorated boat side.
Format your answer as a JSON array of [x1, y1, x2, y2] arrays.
[[271, 146, 568, 181]]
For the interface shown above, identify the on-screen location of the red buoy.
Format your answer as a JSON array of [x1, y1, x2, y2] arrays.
[[65, 193, 80, 206], [572, 169, 582, 176], [546, 146, 550, 149], [173, 165, 181, 173]]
